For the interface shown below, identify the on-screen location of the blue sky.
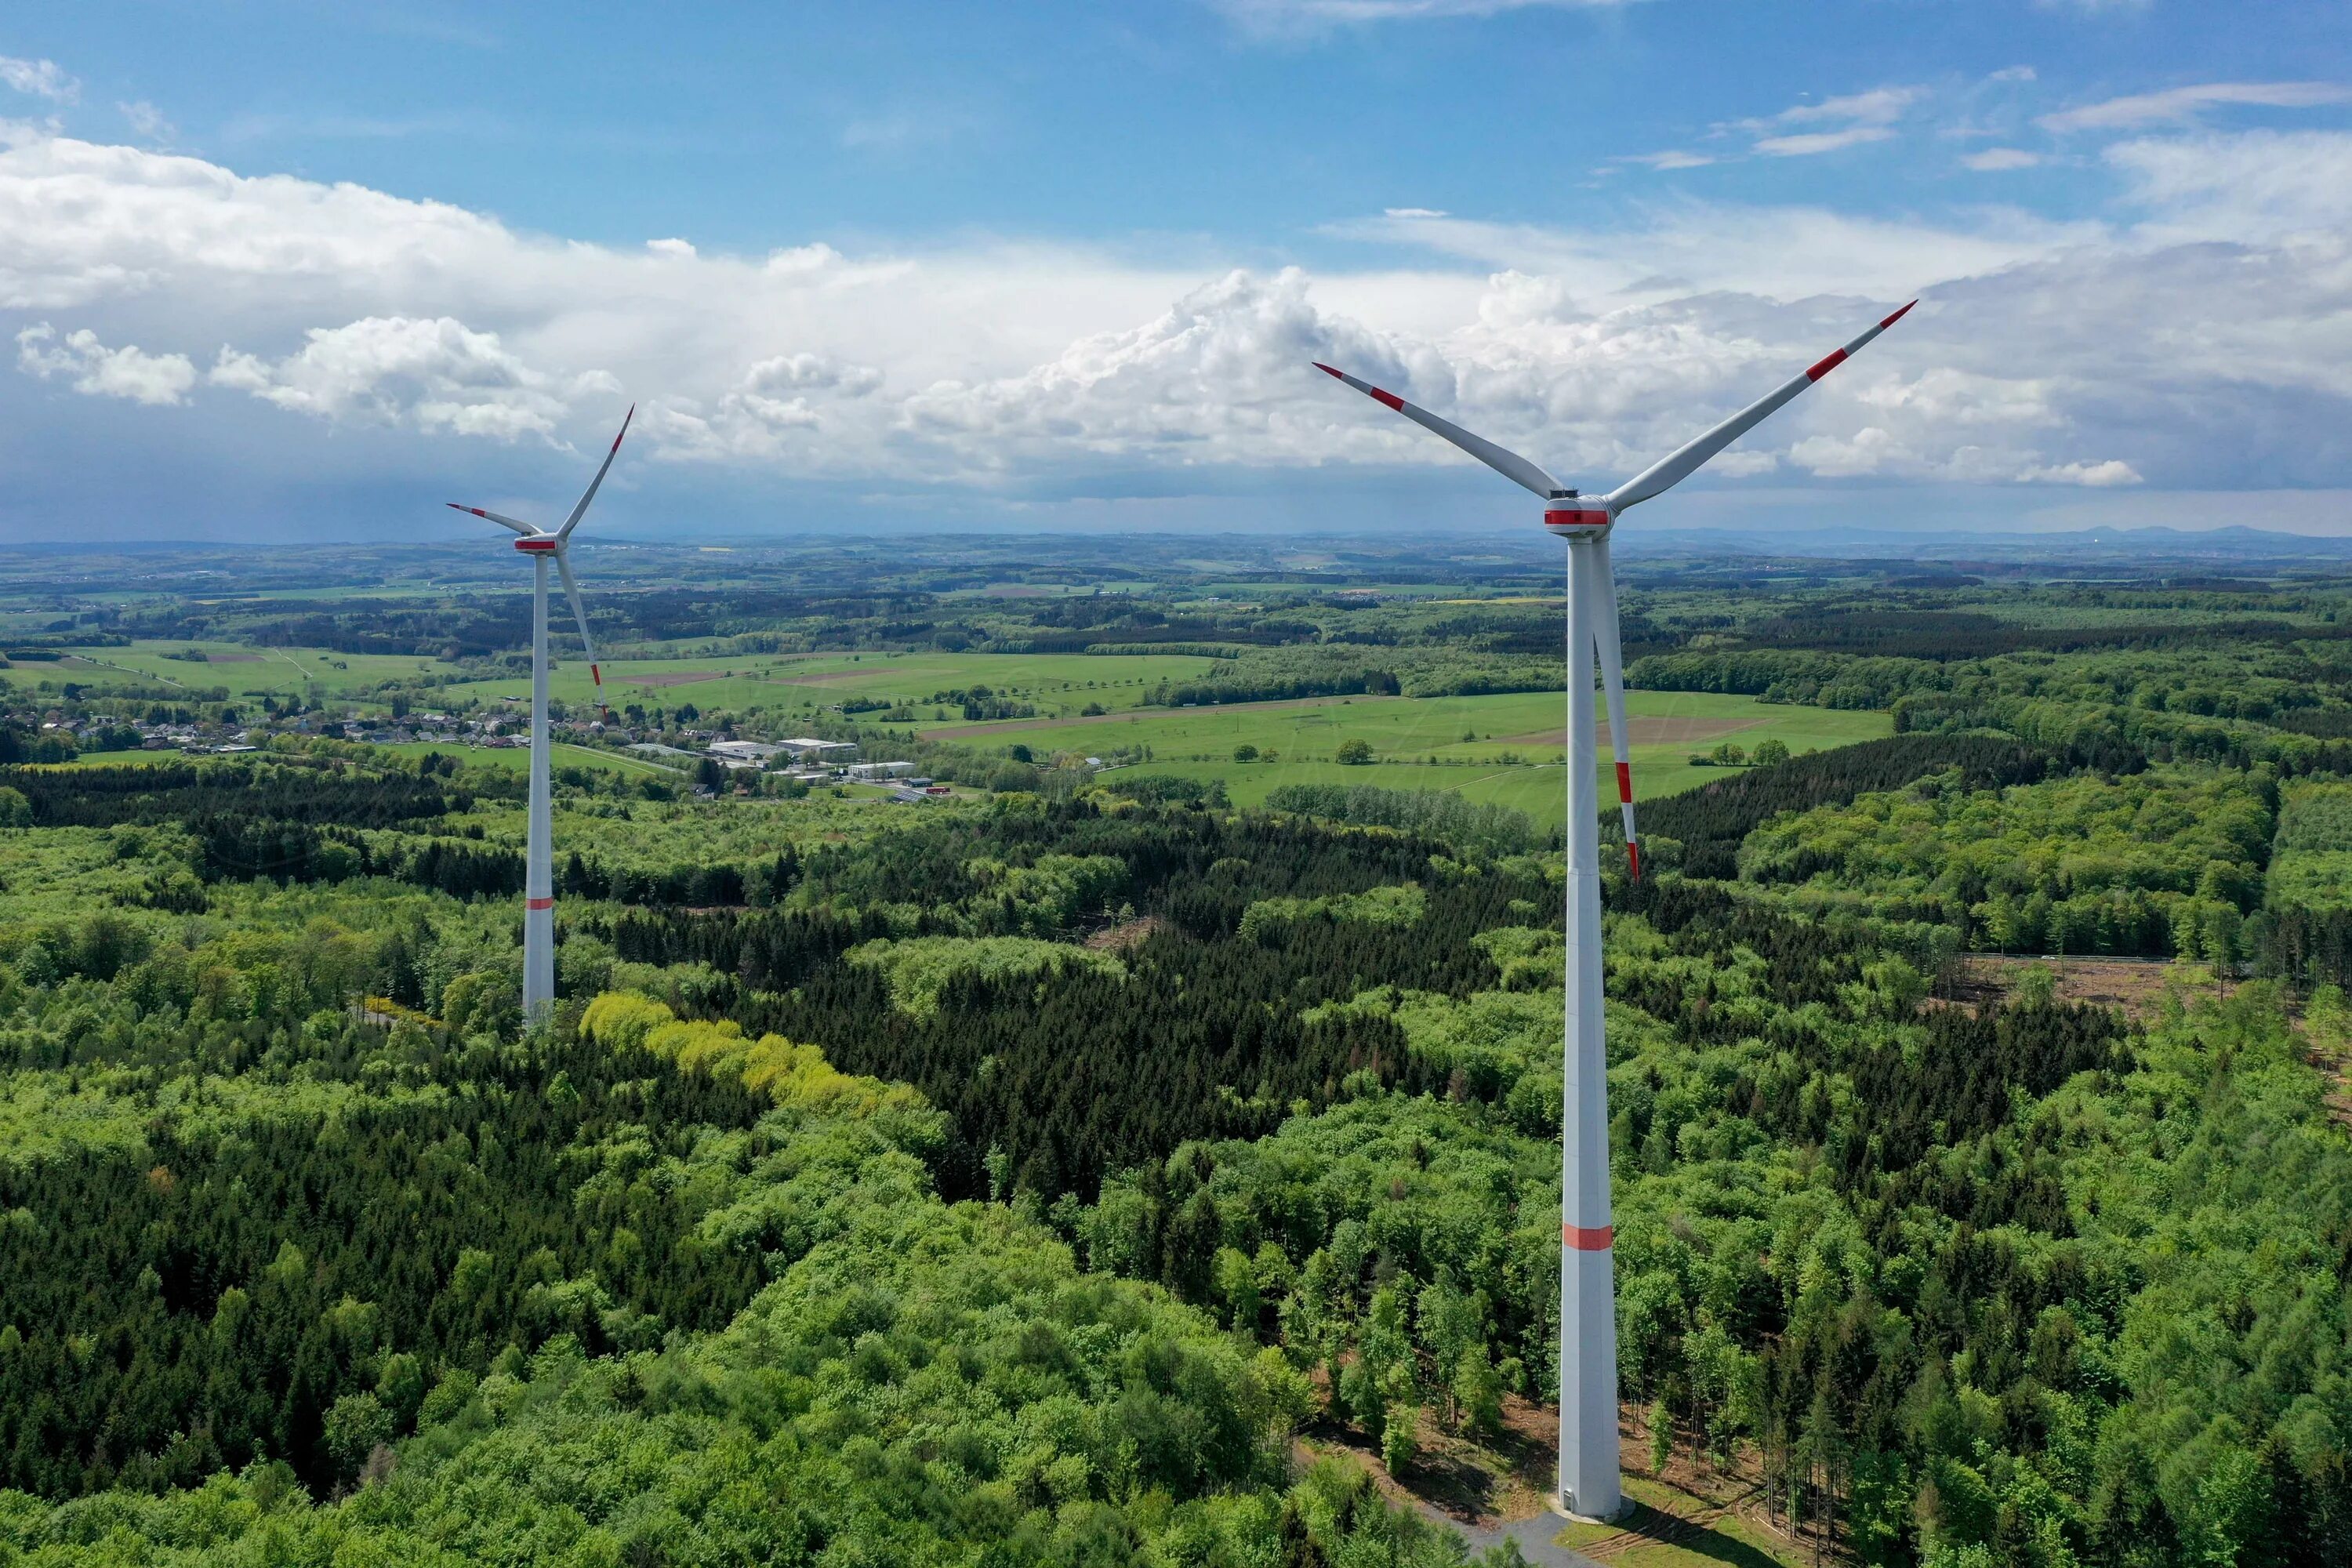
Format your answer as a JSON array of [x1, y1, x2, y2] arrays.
[[4, 1, 2350, 540]]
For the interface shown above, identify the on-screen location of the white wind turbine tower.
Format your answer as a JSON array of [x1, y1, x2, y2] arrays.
[[447, 405, 633, 1022], [1312, 300, 1914, 1521]]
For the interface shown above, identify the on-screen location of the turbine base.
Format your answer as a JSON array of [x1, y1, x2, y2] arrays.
[[1554, 1492, 1633, 1525]]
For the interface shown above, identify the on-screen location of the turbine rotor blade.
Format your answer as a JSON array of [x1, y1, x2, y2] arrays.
[[554, 550, 605, 718], [448, 503, 535, 535], [557, 404, 634, 542], [1312, 362, 1563, 499], [1589, 535, 1639, 880], [1605, 299, 1917, 514]]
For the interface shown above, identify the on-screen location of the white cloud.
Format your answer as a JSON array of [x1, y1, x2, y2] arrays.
[[1748, 87, 1921, 130], [1618, 150, 1715, 170], [1788, 430, 2140, 488], [206, 316, 591, 441], [1754, 126, 1896, 158], [2107, 129, 2352, 241], [2041, 81, 2352, 132], [0, 57, 77, 104], [118, 101, 176, 147], [1213, 0, 1646, 35], [645, 238, 696, 260], [1962, 147, 2043, 172], [16, 322, 195, 404], [2022, 459, 2142, 486], [742, 352, 884, 396], [0, 121, 2347, 520], [1736, 85, 1920, 158], [1335, 201, 2091, 303]]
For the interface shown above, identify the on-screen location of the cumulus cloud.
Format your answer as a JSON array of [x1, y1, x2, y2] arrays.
[[1788, 430, 2139, 487], [206, 315, 597, 441], [16, 323, 195, 405], [0, 119, 2347, 521], [2041, 81, 2352, 132], [0, 57, 76, 104], [2022, 459, 2142, 486]]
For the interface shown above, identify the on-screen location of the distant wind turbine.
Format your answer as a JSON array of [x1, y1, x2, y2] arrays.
[[1312, 300, 1915, 1521], [446, 405, 633, 1022]]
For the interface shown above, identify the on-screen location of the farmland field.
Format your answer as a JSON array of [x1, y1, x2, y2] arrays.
[[429, 648, 1227, 714], [931, 688, 1890, 826], [31, 642, 1229, 717], [37, 641, 447, 696]]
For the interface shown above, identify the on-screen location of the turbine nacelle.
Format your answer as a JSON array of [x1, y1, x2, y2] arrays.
[[1543, 503, 1613, 534], [514, 535, 560, 554]]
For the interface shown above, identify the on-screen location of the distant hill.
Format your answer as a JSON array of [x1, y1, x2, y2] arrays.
[[1610, 522, 2352, 565]]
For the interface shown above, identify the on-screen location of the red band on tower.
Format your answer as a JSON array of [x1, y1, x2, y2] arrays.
[[1563, 1224, 1613, 1251], [526, 896, 554, 911]]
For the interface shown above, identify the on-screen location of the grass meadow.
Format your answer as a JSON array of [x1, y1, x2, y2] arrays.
[[940, 688, 1889, 829]]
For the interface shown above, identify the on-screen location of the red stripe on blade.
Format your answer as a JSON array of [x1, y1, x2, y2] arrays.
[[1563, 1224, 1613, 1251], [1627, 842, 1642, 882], [1806, 347, 1849, 382], [1615, 762, 1632, 801], [1881, 299, 1918, 329], [1312, 362, 1343, 379], [590, 664, 601, 686], [1369, 387, 1405, 412]]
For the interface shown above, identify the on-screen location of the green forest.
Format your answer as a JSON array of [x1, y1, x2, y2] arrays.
[[5, 537, 2352, 1567]]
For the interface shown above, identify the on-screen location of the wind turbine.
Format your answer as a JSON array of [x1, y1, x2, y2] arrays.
[[447, 405, 633, 1022], [1312, 300, 1915, 1521]]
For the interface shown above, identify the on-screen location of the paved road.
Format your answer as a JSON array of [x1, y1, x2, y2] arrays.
[[1417, 1500, 1607, 1567]]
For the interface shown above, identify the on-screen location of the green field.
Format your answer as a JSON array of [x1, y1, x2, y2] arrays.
[[34, 642, 447, 697], [430, 648, 1227, 716], [28, 643, 1229, 720], [25, 747, 201, 769], [940, 688, 1889, 827]]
